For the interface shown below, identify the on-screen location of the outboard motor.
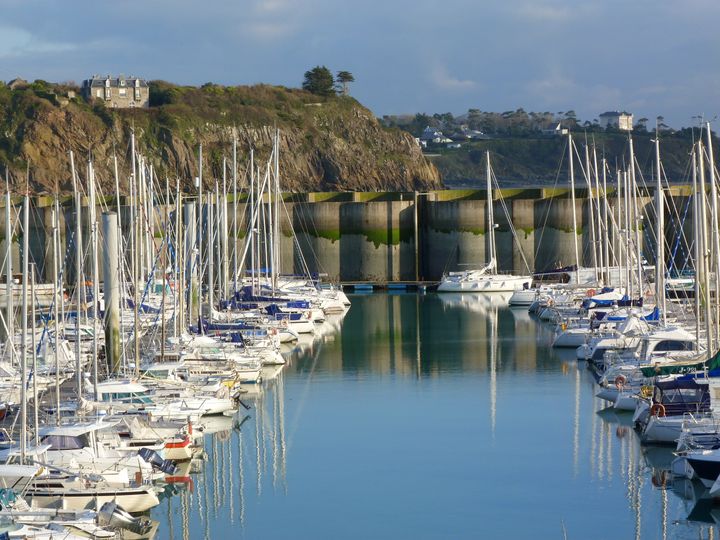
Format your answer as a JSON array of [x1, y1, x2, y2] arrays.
[[138, 447, 178, 475], [98, 501, 153, 535]]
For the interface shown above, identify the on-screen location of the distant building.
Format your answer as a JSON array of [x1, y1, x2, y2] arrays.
[[7, 78, 28, 90], [541, 123, 568, 137], [82, 75, 149, 108], [420, 126, 444, 142], [599, 111, 633, 131]]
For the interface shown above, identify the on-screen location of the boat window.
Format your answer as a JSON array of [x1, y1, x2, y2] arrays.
[[41, 434, 88, 450], [653, 340, 693, 352]]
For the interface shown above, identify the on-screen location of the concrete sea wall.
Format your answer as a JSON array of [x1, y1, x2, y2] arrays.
[[1, 187, 696, 284]]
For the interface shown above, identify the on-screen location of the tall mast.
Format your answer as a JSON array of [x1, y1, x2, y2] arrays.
[[698, 140, 713, 354], [89, 160, 99, 398], [250, 149, 256, 296], [175, 180, 183, 338], [5, 181, 13, 358], [20, 193, 29, 463], [584, 143, 598, 282], [52, 196, 60, 424], [592, 146, 604, 281], [274, 130, 281, 290], [692, 148, 701, 346], [602, 159, 610, 282], [197, 144, 203, 331], [705, 122, 720, 345], [485, 151, 495, 268], [654, 132, 666, 324], [208, 188, 214, 322], [30, 263, 38, 446], [222, 160, 229, 301], [628, 136, 643, 300], [232, 138, 238, 296], [70, 151, 83, 398], [568, 133, 580, 284]]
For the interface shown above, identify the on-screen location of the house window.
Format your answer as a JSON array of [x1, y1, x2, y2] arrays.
[[119, 88, 126, 96], [135, 89, 141, 100], [96, 89, 102, 98], [105, 88, 111, 100]]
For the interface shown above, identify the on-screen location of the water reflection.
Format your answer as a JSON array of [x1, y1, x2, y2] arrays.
[[150, 293, 720, 539]]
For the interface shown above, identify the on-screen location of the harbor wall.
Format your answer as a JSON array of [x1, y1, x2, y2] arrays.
[[1, 187, 696, 285]]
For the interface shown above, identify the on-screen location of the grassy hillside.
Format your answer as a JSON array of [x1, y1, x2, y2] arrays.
[[0, 80, 440, 193]]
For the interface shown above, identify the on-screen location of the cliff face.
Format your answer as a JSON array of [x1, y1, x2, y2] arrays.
[[0, 82, 441, 193]]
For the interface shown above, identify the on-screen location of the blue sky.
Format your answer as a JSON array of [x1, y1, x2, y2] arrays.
[[1, 0, 718, 127]]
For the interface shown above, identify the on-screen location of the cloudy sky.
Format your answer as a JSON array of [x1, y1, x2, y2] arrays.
[[2, 0, 718, 127]]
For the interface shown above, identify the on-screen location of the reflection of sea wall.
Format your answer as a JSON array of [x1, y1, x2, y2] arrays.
[[318, 294, 541, 376], [5, 188, 692, 283]]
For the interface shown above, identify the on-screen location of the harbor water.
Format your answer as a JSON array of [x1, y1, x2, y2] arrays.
[[153, 292, 719, 539]]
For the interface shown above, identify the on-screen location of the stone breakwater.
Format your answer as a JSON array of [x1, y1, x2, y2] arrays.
[[3, 187, 694, 283]]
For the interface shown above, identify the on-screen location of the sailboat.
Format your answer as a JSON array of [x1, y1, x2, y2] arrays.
[[438, 151, 532, 293]]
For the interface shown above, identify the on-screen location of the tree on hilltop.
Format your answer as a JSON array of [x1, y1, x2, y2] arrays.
[[336, 71, 355, 95], [302, 66, 335, 97]]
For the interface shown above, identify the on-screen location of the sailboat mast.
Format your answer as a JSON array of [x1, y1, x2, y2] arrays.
[[20, 194, 29, 463], [592, 147, 604, 282], [705, 122, 720, 344], [52, 196, 60, 424], [692, 148, 701, 346], [250, 150, 256, 296], [698, 141, 713, 353], [89, 160, 99, 398], [584, 143, 598, 282], [485, 151, 495, 267], [70, 151, 83, 398], [232, 138, 238, 296], [30, 263, 38, 446], [5, 186, 12, 358], [568, 133, 580, 284], [629, 136, 644, 300], [654, 133, 666, 324]]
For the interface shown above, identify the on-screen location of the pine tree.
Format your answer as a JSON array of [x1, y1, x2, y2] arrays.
[[336, 71, 355, 96], [302, 66, 335, 97]]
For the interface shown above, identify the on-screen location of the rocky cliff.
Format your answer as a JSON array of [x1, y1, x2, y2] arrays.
[[0, 81, 441, 193]]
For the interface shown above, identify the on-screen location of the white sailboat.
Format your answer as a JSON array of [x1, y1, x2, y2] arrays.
[[438, 151, 532, 293]]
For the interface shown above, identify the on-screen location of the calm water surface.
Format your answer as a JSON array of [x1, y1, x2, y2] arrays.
[[152, 292, 720, 539]]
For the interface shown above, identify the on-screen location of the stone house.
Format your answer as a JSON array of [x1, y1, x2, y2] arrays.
[[599, 111, 633, 131], [82, 75, 149, 108]]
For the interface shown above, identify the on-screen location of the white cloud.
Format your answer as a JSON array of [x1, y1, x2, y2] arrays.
[[429, 63, 478, 92], [514, 2, 596, 22], [0, 25, 76, 58]]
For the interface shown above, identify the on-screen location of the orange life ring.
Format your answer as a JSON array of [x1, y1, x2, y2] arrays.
[[587, 289, 596, 297], [650, 403, 666, 417], [614, 375, 627, 390]]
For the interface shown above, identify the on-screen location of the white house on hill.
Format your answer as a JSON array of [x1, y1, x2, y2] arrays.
[[599, 111, 633, 131]]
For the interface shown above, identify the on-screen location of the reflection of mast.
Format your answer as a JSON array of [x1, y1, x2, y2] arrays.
[[590, 395, 597, 476], [415, 295, 421, 379], [166, 496, 175, 539], [213, 436, 220, 517], [181, 488, 190, 540], [256, 392, 263, 495], [277, 371, 288, 493], [271, 379, 278, 489], [489, 303, 498, 437], [573, 365, 580, 476], [661, 488, 667, 540], [203, 446, 211, 540], [238, 424, 246, 526], [229, 428, 235, 524]]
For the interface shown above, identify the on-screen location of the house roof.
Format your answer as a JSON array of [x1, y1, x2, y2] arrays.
[[85, 76, 148, 88], [599, 111, 632, 117]]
